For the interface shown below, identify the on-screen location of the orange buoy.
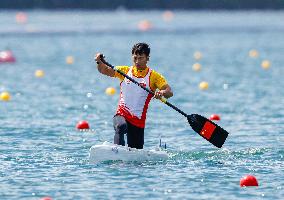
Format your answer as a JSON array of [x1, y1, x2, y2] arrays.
[[138, 20, 153, 31], [209, 114, 221, 121], [0, 50, 16, 63], [15, 12, 28, 24], [192, 63, 201, 71], [66, 56, 74, 64], [40, 197, 52, 200], [194, 51, 202, 60], [261, 60, 271, 69], [240, 175, 259, 187], [249, 49, 259, 58], [162, 11, 174, 22], [76, 120, 90, 130]]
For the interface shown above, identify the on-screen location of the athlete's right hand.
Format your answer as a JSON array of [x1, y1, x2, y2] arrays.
[[95, 53, 103, 64]]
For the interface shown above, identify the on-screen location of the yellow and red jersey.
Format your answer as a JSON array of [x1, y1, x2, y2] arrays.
[[114, 66, 168, 92], [114, 66, 168, 128]]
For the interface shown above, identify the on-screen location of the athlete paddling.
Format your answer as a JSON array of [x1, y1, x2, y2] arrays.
[[95, 43, 173, 149]]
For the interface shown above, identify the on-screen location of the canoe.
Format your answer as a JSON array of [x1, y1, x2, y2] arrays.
[[89, 141, 168, 164]]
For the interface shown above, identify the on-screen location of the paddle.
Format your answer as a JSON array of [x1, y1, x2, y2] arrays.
[[98, 55, 229, 148]]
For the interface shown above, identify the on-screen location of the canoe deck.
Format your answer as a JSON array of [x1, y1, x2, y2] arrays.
[[89, 141, 168, 164]]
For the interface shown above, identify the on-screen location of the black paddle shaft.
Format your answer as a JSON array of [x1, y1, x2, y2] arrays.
[[98, 55, 229, 148]]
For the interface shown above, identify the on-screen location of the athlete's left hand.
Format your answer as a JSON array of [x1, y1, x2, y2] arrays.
[[154, 90, 165, 99]]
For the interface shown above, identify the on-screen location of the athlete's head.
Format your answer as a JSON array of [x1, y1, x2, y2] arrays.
[[132, 43, 150, 57], [132, 43, 150, 67]]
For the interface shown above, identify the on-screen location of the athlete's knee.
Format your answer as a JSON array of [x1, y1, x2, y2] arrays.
[[115, 123, 127, 135], [113, 115, 127, 135]]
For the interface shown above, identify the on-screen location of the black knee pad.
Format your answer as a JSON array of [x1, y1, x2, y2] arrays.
[[113, 115, 128, 135], [115, 123, 127, 135], [114, 123, 127, 146]]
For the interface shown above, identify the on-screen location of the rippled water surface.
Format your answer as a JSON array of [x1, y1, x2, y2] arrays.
[[0, 11, 283, 199]]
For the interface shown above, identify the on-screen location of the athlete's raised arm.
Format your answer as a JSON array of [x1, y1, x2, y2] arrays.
[[94, 53, 115, 77]]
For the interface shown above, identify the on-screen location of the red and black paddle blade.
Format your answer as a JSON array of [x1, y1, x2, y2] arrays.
[[187, 114, 229, 148]]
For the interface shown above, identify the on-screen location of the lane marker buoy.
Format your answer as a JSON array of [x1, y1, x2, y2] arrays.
[[199, 81, 209, 90], [105, 87, 116, 95], [209, 114, 220, 121], [240, 175, 259, 187], [0, 91, 11, 101], [76, 120, 90, 130], [35, 69, 45, 78]]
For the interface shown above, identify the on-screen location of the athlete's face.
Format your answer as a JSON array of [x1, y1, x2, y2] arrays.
[[132, 53, 149, 68]]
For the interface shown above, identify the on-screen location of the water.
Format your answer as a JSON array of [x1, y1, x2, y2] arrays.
[[0, 10, 283, 199]]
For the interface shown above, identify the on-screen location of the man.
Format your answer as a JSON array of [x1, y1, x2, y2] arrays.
[[95, 43, 173, 149]]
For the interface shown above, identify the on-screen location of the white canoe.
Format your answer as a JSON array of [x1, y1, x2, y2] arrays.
[[89, 141, 168, 164]]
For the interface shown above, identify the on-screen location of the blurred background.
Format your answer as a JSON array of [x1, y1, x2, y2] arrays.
[[0, 1, 283, 200], [1, 0, 284, 9]]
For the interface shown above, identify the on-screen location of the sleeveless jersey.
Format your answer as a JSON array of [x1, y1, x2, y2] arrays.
[[116, 66, 153, 128]]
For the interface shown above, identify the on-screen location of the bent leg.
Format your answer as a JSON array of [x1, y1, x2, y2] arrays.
[[113, 115, 127, 146]]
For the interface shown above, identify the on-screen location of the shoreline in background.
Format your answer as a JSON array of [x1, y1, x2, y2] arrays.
[[1, 0, 284, 10]]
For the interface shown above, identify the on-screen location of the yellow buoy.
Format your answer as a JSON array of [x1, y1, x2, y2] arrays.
[[199, 81, 209, 90], [35, 69, 44, 78], [66, 56, 74, 64], [105, 87, 116, 95], [261, 60, 271, 69], [249, 49, 259, 58], [192, 63, 202, 71], [194, 51, 202, 60], [0, 91, 11, 101]]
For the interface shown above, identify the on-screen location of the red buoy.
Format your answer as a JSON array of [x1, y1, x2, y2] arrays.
[[240, 175, 259, 187], [0, 50, 16, 63], [76, 120, 90, 130], [40, 197, 52, 200], [209, 114, 221, 121]]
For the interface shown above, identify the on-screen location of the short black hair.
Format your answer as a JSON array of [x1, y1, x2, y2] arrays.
[[132, 43, 150, 56]]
